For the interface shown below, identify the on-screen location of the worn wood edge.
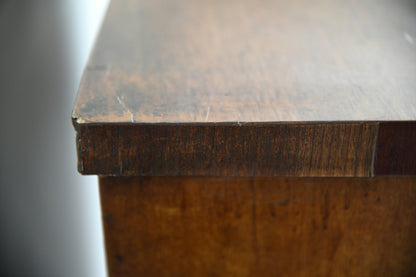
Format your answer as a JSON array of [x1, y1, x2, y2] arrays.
[[71, 114, 393, 126], [72, 116, 415, 127], [73, 121, 381, 177]]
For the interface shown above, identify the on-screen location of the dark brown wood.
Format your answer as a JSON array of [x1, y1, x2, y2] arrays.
[[374, 122, 416, 176], [100, 176, 416, 277], [73, 0, 416, 275], [76, 123, 377, 177], [72, 0, 416, 177], [73, 0, 416, 124]]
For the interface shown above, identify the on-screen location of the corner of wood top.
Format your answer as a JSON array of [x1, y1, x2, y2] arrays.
[[71, 116, 80, 131], [71, 112, 90, 132], [71, 113, 89, 175]]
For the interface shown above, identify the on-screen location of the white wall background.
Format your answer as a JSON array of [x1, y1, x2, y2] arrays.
[[0, 1, 109, 276]]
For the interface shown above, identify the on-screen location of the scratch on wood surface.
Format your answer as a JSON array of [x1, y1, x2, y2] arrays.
[[205, 103, 211, 122], [116, 95, 135, 123], [79, 159, 84, 172], [370, 122, 380, 176], [116, 95, 127, 110]]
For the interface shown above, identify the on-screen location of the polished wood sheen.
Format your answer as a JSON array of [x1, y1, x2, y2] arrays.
[[72, 0, 416, 177], [73, 0, 416, 276], [73, 0, 416, 124], [100, 176, 416, 277]]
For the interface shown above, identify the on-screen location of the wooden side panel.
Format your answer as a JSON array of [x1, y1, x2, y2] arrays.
[[374, 122, 416, 176], [77, 123, 377, 177], [100, 176, 416, 277]]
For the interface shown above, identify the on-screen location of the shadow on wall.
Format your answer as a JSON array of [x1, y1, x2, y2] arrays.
[[0, 1, 108, 276]]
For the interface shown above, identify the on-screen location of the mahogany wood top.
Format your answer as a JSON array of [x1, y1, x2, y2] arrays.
[[73, 0, 416, 124], [72, 0, 416, 176]]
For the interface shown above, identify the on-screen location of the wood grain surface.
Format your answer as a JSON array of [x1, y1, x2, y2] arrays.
[[72, 0, 416, 176], [100, 176, 416, 277], [73, 0, 416, 124], [76, 123, 378, 177]]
